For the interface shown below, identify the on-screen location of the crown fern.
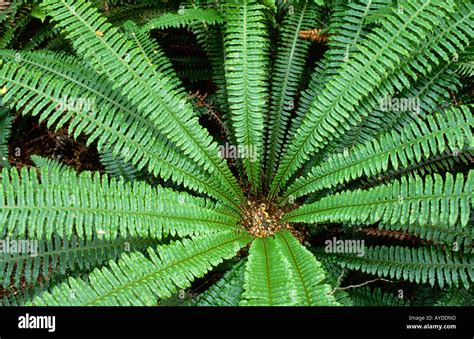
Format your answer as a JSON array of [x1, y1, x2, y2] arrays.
[[0, 0, 472, 307]]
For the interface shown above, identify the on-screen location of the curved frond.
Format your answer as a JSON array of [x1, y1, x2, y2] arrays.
[[270, 0, 471, 197], [284, 171, 473, 228], [283, 106, 473, 201], [316, 245, 473, 288], [41, 0, 244, 204], [32, 231, 252, 306]]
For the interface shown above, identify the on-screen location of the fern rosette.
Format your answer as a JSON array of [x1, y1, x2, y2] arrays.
[[0, 0, 472, 307]]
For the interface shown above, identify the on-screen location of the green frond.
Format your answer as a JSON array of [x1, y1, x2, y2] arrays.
[[325, 65, 462, 157], [283, 106, 473, 202], [270, 0, 472, 197], [240, 232, 337, 306], [223, 0, 269, 191], [99, 149, 142, 182], [1, 234, 155, 289], [31, 155, 75, 174], [265, 1, 320, 180], [348, 287, 409, 306], [0, 50, 239, 209], [284, 171, 473, 228], [32, 231, 252, 306], [316, 245, 473, 288], [190, 260, 246, 306], [142, 8, 224, 31], [377, 222, 472, 252], [0, 106, 13, 168], [435, 287, 473, 306], [0, 167, 241, 240], [240, 236, 296, 306], [454, 44, 473, 77], [273, 230, 338, 306], [41, 0, 244, 204], [324, 0, 392, 78], [455, 60, 474, 77]]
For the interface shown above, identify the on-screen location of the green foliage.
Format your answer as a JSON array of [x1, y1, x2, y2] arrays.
[[241, 230, 337, 306], [0, 106, 13, 168], [265, 1, 319, 180], [317, 246, 473, 289], [190, 260, 246, 306], [270, 0, 472, 197], [0, 167, 241, 240], [283, 106, 473, 202], [223, 0, 269, 191], [348, 287, 409, 306], [0, 0, 471, 307], [40, 0, 244, 207], [32, 231, 251, 306], [284, 171, 473, 228], [142, 8, 224, 31]]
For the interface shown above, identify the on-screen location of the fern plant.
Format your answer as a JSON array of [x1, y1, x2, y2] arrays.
[[0, 0, 472, 307]]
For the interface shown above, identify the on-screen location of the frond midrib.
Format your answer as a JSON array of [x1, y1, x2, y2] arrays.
[[266, 1, 309, 176], [277, 231, 312, 305], [284, 192, 472, 221]]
